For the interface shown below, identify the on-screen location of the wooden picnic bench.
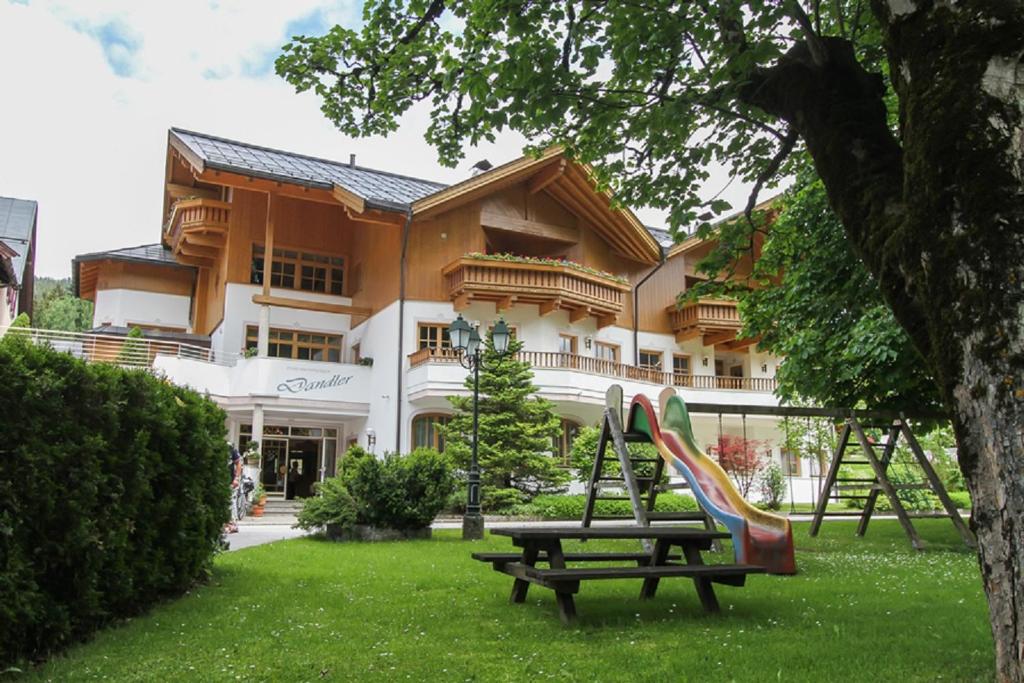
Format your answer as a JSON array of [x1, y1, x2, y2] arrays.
[[472, 526, 765, 624]]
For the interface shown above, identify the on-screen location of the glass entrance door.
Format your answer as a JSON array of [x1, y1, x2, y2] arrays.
[[261, 438, 288, 492]]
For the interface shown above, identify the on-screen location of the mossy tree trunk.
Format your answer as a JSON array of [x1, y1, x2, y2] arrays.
[[743, 3, 1024, 678]]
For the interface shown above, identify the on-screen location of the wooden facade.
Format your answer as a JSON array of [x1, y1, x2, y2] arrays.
[[81, 135, 755, 349]]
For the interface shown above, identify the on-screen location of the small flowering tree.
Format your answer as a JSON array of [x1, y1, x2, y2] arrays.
[[711, 435, 768, 499]]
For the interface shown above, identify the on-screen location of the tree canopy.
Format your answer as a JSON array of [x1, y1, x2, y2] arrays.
[[277, 2, 1024, 677]]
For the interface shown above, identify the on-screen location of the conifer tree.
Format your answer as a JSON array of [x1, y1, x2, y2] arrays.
[[443, 330, 567, 510]]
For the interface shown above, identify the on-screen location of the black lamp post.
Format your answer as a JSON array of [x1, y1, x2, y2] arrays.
[[448, 314, 511, 540]]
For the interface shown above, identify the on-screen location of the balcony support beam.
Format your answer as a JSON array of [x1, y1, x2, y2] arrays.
[[453, 292, 471, 311], [539, 300, 560, 317], [721, 336, 759, 352], [703, 330, 738, 346], [674, 328, 702, 343], [597, 314, 617, 330], [496, 295, 515, 312], [569, 306, 590, 324]]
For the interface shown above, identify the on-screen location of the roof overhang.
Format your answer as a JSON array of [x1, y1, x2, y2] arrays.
[[412, 150, 662, 265], [72, 251, 195, 299], [166, 130, 378, 216], [0, 240, 18, 287]]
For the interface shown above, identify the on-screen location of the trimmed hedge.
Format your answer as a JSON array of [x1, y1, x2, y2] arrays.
[[0, 334, 229, 667], [520, 493, 699, 520]]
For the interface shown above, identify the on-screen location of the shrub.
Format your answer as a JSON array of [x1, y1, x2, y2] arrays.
[[9, 312, 30, 328], [0, 334, 228, 668], [949, 490, 972, 509], [343, 448, 456, 530], [482, 486, 527, 513], [296, 477, 358, 531], [115, 325, 145, 364], [569, 424, 662, 483], [521, 493, 699, 520], [759, 463, 787, 511]]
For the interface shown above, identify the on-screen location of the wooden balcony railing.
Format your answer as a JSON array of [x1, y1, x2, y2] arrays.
[[164, 198, 231, 268], [442, 257, 629, 328], [666, 298, 748, 346], [408, 347, 776, 392]]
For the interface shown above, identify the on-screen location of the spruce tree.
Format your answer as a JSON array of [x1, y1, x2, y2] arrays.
[[443, 330, 567, 511]]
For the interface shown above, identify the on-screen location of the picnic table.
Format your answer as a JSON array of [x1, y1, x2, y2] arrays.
[[472, 525, 765, 624]]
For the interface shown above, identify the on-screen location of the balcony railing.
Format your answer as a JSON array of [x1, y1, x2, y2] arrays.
[[666, 298, 745, 345], [442, 257, 629, 326], [0, 327, 238, 368], [408, 347, 776, 392], [164, 198, 231, 265]]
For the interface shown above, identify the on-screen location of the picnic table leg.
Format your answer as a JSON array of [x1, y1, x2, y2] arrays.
[[510, 544, 539, 604], [682, 543, 720, 613], [545, 541, 578, 624], [639, 539, 672, 600]]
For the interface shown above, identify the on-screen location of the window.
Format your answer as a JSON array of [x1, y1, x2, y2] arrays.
[[418, 323, 451, 351], [412, 414, 451, 452], [781, 449, 801, 476], [352, 343, 361, 364], [558, 334, 577, 355], [672, 354, 692, 386], [250, 245, 344, 295], [595, 342, 619, 363], [730, 364, 745, 378], [245, 325, 342, 362], [555, 419, 581, 466], [638, 349, 663, 371]]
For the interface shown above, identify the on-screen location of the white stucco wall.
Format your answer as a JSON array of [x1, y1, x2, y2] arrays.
[[92, 288, 191, 330], [220, 283, 356, 359]]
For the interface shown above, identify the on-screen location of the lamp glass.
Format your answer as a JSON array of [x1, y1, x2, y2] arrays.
[[491, 319, 510, 355], [466, 328, 482, 357], [448, 315, 471, 351]]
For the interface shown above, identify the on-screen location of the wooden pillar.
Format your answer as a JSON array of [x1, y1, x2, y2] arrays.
[[257, 194, 275, 357]]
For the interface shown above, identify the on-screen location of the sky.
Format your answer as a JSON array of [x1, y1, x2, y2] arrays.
[[0, 1, 751, 278]]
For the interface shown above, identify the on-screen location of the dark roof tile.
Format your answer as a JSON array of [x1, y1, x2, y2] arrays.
[[171, 128, 447, 210]]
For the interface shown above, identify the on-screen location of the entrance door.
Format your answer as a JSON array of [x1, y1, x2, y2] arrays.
[[286, 439, 320, 499], [261, 438, 288, 492]]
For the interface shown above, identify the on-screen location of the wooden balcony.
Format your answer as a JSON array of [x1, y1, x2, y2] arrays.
[[164, 198, 231, 268], [442, 257, 629, 328], [666, 298, 754, 349], [407, 347, 776, 393]]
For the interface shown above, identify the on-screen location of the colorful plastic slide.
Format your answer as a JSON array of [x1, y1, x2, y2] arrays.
[[628, 389, 797, 575]]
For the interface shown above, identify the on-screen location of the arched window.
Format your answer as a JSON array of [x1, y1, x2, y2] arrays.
[[412, 413, 451, 452], [556, 419, 582, 466]]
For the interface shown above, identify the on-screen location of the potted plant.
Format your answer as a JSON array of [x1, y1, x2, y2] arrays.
[[251, 482, 267, 517], [243, 440, 261, 467]]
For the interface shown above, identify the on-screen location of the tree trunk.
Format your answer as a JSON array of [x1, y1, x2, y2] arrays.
[[743, 3, 1024, 677]]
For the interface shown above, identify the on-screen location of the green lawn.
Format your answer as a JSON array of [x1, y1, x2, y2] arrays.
[[24, 520, 991, 682]]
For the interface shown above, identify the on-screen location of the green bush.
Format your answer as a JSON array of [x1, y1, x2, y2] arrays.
[[296, 477, 358, 531], [520, 493, 699, 520], [759, 464, 787, 511], [482, 486, 527, 513], [343, 448, 456, 530], [115, 325, 145, 364], [569, 425, 663, 483], [948, 490, 972, 509], [9, 312, 30, 328], [0, 334, 229, 668]]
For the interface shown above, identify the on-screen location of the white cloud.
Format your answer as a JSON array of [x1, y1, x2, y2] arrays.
[[0, 1, 753, 278]]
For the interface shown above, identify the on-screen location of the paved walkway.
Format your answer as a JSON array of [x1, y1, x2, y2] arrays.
[[226, 521, 306, 551]]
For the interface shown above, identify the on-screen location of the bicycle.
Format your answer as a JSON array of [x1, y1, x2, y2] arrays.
[[232, 474, 255, 523]]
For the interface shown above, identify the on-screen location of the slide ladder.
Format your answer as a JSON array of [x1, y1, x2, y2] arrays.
[[582, 386, 718, 536]]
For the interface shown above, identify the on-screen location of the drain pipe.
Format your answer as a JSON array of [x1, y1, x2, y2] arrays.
[[394, 207, 415, 454], [632, 251, 667, 365]]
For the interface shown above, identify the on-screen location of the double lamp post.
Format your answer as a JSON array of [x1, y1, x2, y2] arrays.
[[447, 314, 511, 540]]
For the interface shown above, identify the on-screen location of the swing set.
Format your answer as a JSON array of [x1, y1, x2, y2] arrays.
[[584, 397, 975, 551]]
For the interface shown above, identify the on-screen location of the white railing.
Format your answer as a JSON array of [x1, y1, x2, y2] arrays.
[[0, 327, 238, 368]]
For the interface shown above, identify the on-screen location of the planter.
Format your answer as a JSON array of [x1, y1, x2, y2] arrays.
[[251, 505, 264, 517], [325, 524, 432, 542]]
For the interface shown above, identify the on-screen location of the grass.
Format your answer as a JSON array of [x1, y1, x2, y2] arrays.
[[23, 520, 991, 682]]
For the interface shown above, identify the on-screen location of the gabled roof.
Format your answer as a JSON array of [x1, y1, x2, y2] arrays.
[[645, 226, 674, 249], [74, 243, 186, 267], [72, 243, 194, 298], [169, 128, 447, 212], [412, 150, 662, 264], [0, 196, 37, 281]]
